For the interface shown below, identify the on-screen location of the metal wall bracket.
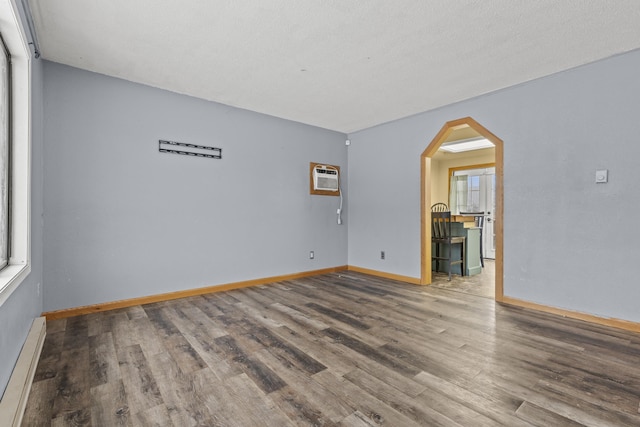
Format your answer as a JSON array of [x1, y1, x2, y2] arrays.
[[159, 140, 222, 159]]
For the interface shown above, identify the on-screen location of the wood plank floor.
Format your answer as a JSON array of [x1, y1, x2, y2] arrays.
[[431, 259, 495, 299], [23, 272, 640, 426]]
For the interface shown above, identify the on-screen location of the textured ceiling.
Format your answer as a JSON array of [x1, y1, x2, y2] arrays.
[[29, 0, 640, 133]]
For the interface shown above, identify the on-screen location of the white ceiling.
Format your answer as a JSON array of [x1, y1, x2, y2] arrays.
[[29, 0, 640, 133]]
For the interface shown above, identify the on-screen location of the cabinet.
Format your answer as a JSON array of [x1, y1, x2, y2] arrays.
[[432, 223, 482, 276]]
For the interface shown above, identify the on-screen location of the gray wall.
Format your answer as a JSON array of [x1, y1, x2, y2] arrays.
[[42, 62, 348, 312], [348, 48, 640, 322], [0, 24, 45, 398]]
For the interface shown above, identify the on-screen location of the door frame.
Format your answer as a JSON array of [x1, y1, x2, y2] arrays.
[[420, 117, 504, 301]]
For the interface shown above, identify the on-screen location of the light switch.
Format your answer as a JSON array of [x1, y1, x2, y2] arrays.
[[595, 169, 608, 183]]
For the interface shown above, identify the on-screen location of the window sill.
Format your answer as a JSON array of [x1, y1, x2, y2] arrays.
[[0, 263, 31, 307]]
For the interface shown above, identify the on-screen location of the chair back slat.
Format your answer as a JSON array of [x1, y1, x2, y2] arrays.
[[431, 202, 449, 212], [431, 211, 451, 240]]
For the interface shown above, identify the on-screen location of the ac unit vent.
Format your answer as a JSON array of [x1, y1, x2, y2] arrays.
[[313, 165, 339, 191]]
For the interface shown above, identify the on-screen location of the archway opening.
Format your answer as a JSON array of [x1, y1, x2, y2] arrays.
[[420, 117, 504, 301]]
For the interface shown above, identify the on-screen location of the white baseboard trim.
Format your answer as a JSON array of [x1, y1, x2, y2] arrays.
[[0, 317, 46, 426]]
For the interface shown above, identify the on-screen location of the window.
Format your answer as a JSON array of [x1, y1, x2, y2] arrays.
[[0, 34, 10, 270], [449, 167, 495, 215], [0, 0, 32, 306]]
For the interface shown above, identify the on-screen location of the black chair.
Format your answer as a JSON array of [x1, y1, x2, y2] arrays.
[[431, 210, 465, 281], [460, 212, 485, 267]]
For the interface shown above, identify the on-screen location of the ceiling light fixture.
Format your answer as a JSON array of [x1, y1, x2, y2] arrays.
[[439, 137, 494, 153]]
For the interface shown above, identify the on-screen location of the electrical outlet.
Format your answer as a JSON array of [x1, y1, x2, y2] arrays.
[[595, 169, 608, 183], [37, 283, 41, 296], [381, 251, 385, 260], [309, 251, 314, 259]]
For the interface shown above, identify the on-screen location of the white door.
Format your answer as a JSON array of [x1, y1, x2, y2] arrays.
[[451, 168, 496, 259], [483, 173, 496, 260]]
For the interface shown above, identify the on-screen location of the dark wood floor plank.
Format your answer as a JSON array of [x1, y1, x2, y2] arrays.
[[132, 404, 175, 427], [160, 300, 243, 382], [62, 314, 88, 344], [312, 369, 424, 427], [234, 299, 285, 329], [148, 349, 233, 427], [173, 321, 243, 381], [142, 304, 182, 339], [412, 370, 535, 426], [88, 332, 120, 389], [343, 367, 467, 427], [214, 334, 286, 394], [152, 308, 209, 374], [475, 369, 640, 426], [24, 271, 640, 426], [46, 318, 67, 333], [223, 373, 295, 426], [51, 407, 91, 426], [537, 374, 640, 416], [339, 410, 397, 427], [174, 299, 230, 338], [348, 355, 427, 398], [531, 377, 640, 426], [273, 314, 427, 398], [124, 305, 148, 321], [233, 289, 331, 336], [31, 330, 65, 383], [145, 350, 205, 426], [50, 346, 91, 423], [239, 319, 327, 375], [255, 347, 352, 423], [515, 401, 585, 427], [90, 379, 132, 426], [190, 367, 255, 426], [111, 315, 166, 359], [116, 344, 164, 417], [189, 294, 225, 317], [413, 387, 503, 427], [285, 278, 384, 317], [87, 310, 128, 337], [270, 301, 331, 330], [379, 341, 480, 384], [305, 302, 371, 330], [200, 291, 240, 316], [268, 384, 342, 427], [322, 327, 421, 377], [20, 377, 57, 427], [273, 325, 359, 377], [261, 286, 390, 348]]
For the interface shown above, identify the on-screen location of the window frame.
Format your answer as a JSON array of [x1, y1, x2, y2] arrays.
[[448, 164, 495, 215], [0, 32, 11, 270], [0, 0, 32, 307]]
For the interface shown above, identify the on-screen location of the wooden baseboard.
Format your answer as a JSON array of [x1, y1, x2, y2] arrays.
[[346, 267, 640, 333], [42, 265, 640, 334], [43, 266, 348, 320], [501, 296, 640, 333], [0, 317, 46, 427], [347, 265, 422, 285]]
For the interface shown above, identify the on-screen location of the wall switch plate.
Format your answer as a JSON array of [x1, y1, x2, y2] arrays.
[[309, 251, 314, 259], [595, 169, 608, 183]]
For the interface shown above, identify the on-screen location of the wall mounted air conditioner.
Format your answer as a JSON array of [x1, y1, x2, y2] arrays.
[[312, 164, 339, 192]]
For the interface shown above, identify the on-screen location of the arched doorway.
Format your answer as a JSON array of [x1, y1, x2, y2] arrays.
[[421, 117, 504, 301]]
